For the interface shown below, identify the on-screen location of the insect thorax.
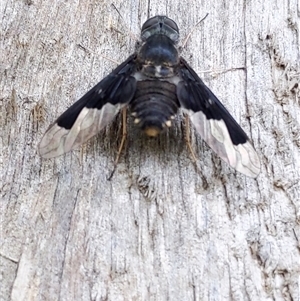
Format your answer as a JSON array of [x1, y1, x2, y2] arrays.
[[131, 34, 180, 136]]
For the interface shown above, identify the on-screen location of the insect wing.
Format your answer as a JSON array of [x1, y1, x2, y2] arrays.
[[39, 55, 137, 158], [177, 58, 260, 177]]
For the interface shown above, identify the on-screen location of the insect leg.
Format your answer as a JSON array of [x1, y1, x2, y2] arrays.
[[184, 114, 198, 163], [180, 13, 208, 49], [108, 108, 128, 180], [111, 4, 139, 42]]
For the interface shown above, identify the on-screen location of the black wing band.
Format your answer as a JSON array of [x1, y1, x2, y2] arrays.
[[39, 54, 137, 158], [177, 58, 260, 177]]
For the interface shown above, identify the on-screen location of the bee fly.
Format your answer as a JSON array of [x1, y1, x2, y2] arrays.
[[39, 16, 260, 177]]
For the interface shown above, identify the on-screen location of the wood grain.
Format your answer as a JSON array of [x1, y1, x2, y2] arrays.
[[1, 0, 299, 300]]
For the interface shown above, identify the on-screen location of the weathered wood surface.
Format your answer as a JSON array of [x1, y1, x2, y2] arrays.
[[1, 0, 299, 300]]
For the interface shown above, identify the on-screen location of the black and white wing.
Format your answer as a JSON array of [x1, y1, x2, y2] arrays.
[[177, 58, 260, 178], [39, 54, 137, 158]]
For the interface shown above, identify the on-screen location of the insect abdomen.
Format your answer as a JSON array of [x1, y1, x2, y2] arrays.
[[130, 80, 179, 136]]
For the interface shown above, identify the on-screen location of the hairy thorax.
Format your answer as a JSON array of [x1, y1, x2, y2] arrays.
[[131, 34, 180, 136]]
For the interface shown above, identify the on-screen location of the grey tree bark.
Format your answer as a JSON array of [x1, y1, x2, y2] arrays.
[[1, 0, 299, 300]]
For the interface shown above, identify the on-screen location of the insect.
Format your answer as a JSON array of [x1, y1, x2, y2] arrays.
[[39, 16, 260, 178]]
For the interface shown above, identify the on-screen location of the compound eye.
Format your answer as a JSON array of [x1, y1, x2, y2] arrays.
[[141, 16, 160, 32], [164, 18, 179, 32], [141, 16, 179, 43]]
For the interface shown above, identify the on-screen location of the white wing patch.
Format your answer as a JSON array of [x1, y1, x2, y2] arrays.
[[39, 103, 122, 158], [187, 110, 260, 177]]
